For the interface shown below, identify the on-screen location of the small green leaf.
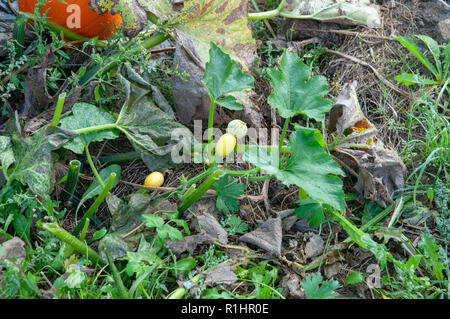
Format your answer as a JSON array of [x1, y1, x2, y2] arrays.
[[213, 176, 245, 214], [222, 215, 248, 235], [418, 232, 445, 282], [202, 42, 254, 100], [294, 199, 325, 227], [91, 228, 108, 242], [159, 224, 183, 241], [267, 50, 331, 121], [13, 214, 31, 244], [301, 272, 339, 299], [172, 258, 197, 277], [344, 271, 366, 285], [60, 103, 119, 154], [360, 234, 390, 270], [215, 95, 243, 110], [142, 214, 164, 229]]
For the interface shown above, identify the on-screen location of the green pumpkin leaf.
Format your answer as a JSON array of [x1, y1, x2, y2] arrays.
[[202, 42, 254, 100], [280, 0, 380, 28], [267, 50, 331, 121], [60, 102, 119, 154], [0, 136, 15, 172], [215, 95, 243, 110], [294, 199, 326, 227], [213, 175, 245, 214], [245, 125, 345, 212], [142, 214, 165, 229], [9, 126, 77, 197], [116, 72, 189, 171]]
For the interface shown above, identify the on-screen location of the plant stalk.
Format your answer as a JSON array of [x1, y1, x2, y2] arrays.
[[278, 117, 290, 155], [62, 160, 81, 203], [73, 172, 116, 236], [85, 145, 105, 189], [207, 95, 216, 165], [38, 221, 101, 265], [50, 93, 66, 127], [176, 169, 225, 217]]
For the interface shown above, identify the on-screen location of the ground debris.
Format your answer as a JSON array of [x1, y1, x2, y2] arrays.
[[329, 81, 406, 208], [0, 237, 26, 263], [280, 272, 305, 299], [238, 216, 282, 257], [205, 262, 238, 286], [304, 233, 324, 259]]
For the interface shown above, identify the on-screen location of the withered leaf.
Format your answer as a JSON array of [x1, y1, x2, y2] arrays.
[[329, 81, 406, 207]]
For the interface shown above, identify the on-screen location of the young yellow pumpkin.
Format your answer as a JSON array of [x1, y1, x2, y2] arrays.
[[226, 119, 248, 139], [215, 133, 237, 157], [144, 172, 164, 187]]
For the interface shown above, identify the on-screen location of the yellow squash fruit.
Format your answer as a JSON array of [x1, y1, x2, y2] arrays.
[[144, 172, 164, 187], [215, 133, 236, 157], [226, 119, 248, 139]]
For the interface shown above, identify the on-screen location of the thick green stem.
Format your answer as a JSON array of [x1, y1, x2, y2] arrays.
[[79, 219, 90, 242], [74, 123, 118, 135], [51, 93, 66, 127], [248, 8, 280, 20], [142, 33, 171, 50], [20, 12, 101, 45], [85, 145, 105, 189], [73, 173, 116, 236], [154, 167, 216, 201], [248, 0, 286, 20], [207, 95, 216, 165], [176, 169, 225, 217], [221, 167, 260, 177], [38, 221, 101, 265], [105, 250, 129, 299], [250, 0, 276, 38], [279, 117, 290, 155], [62, 160, 81, 203]]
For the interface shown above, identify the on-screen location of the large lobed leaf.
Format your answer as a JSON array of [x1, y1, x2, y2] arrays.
[[116, 67, 190, 170], [245, 125, 345, 212], [268, 50, 331, 121], [281, 0, 381, 28], [0, 136, 15, 172], [8, 126, 77, 197], [60, 102, 119, 154], [202, 42, 254, 102]]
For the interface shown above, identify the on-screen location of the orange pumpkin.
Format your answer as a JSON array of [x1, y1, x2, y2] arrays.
[[18, 0, 122, 39]]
